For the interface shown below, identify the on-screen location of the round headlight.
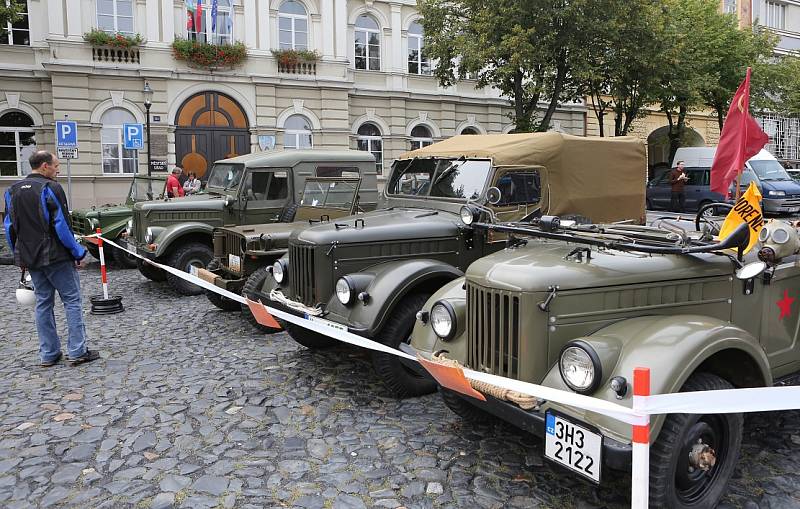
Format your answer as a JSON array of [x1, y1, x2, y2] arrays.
[[430, 301, 456, 340], [460, 205, 477, 225], [336, 277, 353, 305], [272, 260, 286, 284], [559, 343, 601, 394], [144, 227, 154, 244]]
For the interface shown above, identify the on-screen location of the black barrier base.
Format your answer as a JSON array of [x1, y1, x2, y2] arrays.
[[90, 295, 124, 315]]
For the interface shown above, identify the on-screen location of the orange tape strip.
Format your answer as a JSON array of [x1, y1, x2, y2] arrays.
[[245, 298, 283, 330], [417, 355, 486, 402]]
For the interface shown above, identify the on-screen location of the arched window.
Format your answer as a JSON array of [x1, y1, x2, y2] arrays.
[[0, 111, 36, 176], [101, 108, 139, 174], [1, 0, 29, 46], [284, 114, 313, 149], [408, 22, 430, 75], [354, 15, 380, 71], [97, 0, 134, 34], [357, 122, 383, 174], [460, 127, 480, 135], [410, 124, 433, 151], [279, 0, 308, 50], [188, 0, 233, 44]]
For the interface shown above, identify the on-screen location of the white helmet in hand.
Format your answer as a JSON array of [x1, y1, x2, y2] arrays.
[[16, 271, 35, 307]]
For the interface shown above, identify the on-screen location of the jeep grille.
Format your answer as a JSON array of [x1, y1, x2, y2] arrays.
[[467, 282, 520, 379], [290, 244, 316, 306], [70, 215, 93, 236], [221, 230, 246, 272]]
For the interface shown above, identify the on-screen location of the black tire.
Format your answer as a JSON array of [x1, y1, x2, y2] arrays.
[[285, 322, 338, 349], [86, 243, 101, 260], [371, 293, 437, 398], [137, 258, 167, 282], [113, 239, 139, 269], [440, 387, 494, 423], [241, 267, 282, 333], [206, 290, 241, 312], [649, 372, 743, 509], [695, 202, 733, 233], [279, 203, 298, 223], [166, 242, 214, 296]]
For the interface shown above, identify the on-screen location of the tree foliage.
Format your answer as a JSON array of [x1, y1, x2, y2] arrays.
[[0, 0, 23, 30]]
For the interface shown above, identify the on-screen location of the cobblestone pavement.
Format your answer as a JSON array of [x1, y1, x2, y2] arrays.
[[0, 262, 799, 509]]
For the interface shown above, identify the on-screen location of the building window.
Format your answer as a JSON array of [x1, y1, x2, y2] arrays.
[[410, 125, 433, 150], [100, 108, 139, 174], [764, 1, 785, 29], [408, 22, 431, 75], [355, 14, 380, 71], [284, 114, 313, 149], [723, 0, 737, 14], [460, 126, 480, 135], [0, 111, 36, 176], [188, 0, 233, 44], [0, 0, 29, 46], [356, 122, 383, 174], [97, 0, 134, 35], [279, 0, 308, 50]]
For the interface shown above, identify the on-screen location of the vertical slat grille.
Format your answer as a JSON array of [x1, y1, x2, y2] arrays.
[[467, 283, 520, 378], [220, 230, 246, 273], [290, 244, 316, 306]]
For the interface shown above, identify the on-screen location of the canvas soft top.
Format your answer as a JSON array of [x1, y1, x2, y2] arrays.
[[399, 132, 647, 223]]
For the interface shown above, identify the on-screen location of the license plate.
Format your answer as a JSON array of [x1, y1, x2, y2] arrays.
[[544, 412, 602, 483], [306, 314, 347, 332], [786, 207, 799, 213], [228, 254, 241, 272]]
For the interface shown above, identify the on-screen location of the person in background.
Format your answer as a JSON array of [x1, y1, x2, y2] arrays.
[[166, 167, 185, 198], [183, 172, 201, 195], [3, 150, 100, 367], [669, 160, 688, 213]]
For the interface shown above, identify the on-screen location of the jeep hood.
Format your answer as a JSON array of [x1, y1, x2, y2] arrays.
[[133, 193, 227, 212], [72, 205, 131, 218], [467, 240, 734, 292], [293, 208, 461, 245]]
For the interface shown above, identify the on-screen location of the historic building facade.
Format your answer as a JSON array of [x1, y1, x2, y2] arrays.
[[0, 0, 587, 207]]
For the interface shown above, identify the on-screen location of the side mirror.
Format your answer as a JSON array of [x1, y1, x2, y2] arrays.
[[736, 261, 766, 280], [486, 187, 502, 205], [224, 195, 235, 207]]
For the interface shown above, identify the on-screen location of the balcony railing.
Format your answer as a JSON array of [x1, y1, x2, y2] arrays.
[[278, 61, 316, 75], [92, 46, 140, 64]]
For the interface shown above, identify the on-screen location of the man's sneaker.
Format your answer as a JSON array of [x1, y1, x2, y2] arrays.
[[68, 350, 100, 366], [40, 352, 62, 367]]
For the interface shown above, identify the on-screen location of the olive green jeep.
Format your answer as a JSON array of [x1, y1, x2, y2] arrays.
[[406, 214, 799, 507], [251, 133, 648, 397], [127, 150, 377, 295], [70, 175, 167, 268], [198, 174, 378, 328]]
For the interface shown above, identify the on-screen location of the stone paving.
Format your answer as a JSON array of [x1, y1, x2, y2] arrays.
[[0, 262, 799, 508]]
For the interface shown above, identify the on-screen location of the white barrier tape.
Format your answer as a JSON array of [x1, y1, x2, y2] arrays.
[[643, 385, 800, 415]]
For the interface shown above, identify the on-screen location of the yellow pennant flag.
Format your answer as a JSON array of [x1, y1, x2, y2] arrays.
[[717, 182, 764, 254]]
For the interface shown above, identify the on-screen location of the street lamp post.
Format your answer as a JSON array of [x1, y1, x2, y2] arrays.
[[143, 81, 153, 197]]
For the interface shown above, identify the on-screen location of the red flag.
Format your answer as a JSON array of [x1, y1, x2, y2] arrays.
[[196, 0, 203, 36], [710, 67, 770, 196]]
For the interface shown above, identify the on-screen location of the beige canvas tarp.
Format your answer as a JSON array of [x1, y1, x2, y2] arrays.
[[400, 132, 647, 224]]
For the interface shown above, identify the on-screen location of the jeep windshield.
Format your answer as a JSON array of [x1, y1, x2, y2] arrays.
[[206, 163, 245, 191], [750, 160, 794, 182], [388, 158, 491, 200], [300, 179, 358, 209], [129, 178, 166, 201]]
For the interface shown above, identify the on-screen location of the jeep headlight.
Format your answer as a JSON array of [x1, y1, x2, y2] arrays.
[[768, 190, 786, 197], [559, 342, 601, 394], [460, 205, 480, 225], [144, 227, 154, 244], [335, 277, 353, 305], [272, 260, 287, 284], [430, 301, 456, 340]]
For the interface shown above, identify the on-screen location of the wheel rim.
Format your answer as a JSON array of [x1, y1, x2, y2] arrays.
[[675, 416, 729, 504], [184, 258, 206, 273]]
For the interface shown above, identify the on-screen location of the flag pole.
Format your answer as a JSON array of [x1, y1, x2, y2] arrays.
[[736, 171, 742, 201]]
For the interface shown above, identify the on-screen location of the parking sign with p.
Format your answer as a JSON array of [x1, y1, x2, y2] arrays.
[[55, 121, 78, 148], [123, 123, 144, 150]]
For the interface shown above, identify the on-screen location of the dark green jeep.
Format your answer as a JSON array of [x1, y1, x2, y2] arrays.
[[127, 150, 377, 295], [251, 133, 647, 397]]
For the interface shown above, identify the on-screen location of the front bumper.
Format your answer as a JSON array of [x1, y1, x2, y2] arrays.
[[199, 266, 246, 293], [398, 343, 632, 472], [762, 197, 800, 214]]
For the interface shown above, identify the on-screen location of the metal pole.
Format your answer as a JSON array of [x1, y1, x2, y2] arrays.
[[64, 113, 72, 207], [145, 103, 152, 198]]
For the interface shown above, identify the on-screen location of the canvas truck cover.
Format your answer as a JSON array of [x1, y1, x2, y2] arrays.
[[400, 132, 647, 223]]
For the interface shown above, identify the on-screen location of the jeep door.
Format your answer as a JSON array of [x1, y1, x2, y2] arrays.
[[238, 169, 291, 224], [760, 261, 800, 375]]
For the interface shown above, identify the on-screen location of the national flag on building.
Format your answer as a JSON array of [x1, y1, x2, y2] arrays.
[[211, 0, 219, 32]]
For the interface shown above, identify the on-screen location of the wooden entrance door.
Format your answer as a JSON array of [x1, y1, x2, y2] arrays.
[[174, 92, 250, 179]]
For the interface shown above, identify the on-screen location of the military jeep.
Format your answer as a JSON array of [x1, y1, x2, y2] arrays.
[[127, 150, 377, 295], [200, 174, 378, 327], [70, 175, 167, 268], [406, 214, 800, 507], [252, 133, 647, 397]]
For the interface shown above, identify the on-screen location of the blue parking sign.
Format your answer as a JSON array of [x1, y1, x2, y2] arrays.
[[55, 121, 78, 148], [123, 123, 144, 150]]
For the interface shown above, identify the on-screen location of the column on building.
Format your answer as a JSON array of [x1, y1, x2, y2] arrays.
[[164, 0, 176, 43], [47, 0, 66, 39], [145, 0, 160, 42], [243, 0, 258, 49], [334, 0, 347, 59], [321, 0, 335, 58], [65, 0, 82, 38]]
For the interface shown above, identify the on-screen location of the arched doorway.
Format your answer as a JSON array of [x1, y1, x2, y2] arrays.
[[174, 91, 250, 179], [647, 125, 705, 178]]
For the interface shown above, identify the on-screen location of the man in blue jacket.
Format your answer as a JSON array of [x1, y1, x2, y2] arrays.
[[3, 151, 100, 367]]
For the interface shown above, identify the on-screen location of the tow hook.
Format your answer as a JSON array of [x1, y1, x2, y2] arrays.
[[688, 440, 716, 472]]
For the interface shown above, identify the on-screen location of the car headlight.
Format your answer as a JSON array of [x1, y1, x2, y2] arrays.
[[144, 227, 154, 244], [460, 205, 480, 225], [768, 190, 786, 197], [559, 342, 601, 394], [430, 301, 456, 340], [335, 277, 353, 305], [127, 219, 133, 231], [272, 260, 287, 284]]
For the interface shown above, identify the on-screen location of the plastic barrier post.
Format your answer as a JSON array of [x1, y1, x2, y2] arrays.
[[96, 227, 109, 300], [89, 229, 124, 315], [631, 367, 650, 508]]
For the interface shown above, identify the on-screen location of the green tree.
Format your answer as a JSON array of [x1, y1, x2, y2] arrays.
[[417, 0, 590, 132], [0, 0, 23, 30]]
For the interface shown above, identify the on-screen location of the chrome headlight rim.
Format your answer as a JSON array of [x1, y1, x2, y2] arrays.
[[144, 227, 154, 244], [335, 276, 354, 305], [558, 340, 602, 394], [272, 259, 287, 284], [460, 205, 480, 226], [430, 300, 456, 340]]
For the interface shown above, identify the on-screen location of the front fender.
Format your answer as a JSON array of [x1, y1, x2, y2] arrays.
[[410, 278, 468, 361], [325, 259, 463, 337], [541, 315, 771, 444], [153, 222, 213, 257]]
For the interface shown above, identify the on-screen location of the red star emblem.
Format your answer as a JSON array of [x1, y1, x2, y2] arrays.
[[777, 290, 796, 320]]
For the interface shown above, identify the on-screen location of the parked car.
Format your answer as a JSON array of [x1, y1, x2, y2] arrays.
[[127, 150, 378, 296], [405, 215, 797, 507], [251, 132, 648, 397]]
